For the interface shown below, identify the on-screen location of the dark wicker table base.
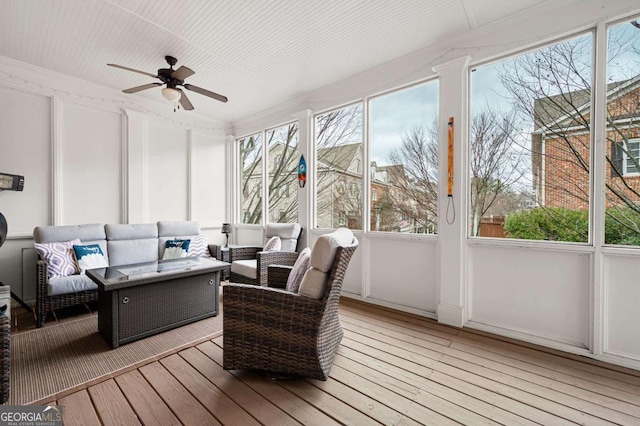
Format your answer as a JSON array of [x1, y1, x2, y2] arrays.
[[98, 272, 220, 348]]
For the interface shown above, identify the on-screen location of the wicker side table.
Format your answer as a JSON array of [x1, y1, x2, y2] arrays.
[[0, 316, 10, 404]]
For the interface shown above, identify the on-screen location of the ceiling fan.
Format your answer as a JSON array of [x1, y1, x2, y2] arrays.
[[107, 55, 228, 111]]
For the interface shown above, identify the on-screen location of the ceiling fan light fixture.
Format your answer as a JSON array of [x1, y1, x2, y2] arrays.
[[161, 87, 181, 102]]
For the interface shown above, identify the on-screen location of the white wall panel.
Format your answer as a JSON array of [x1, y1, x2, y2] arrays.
[[368, 237, 437, 313], [146, 123, 188, 222], [470, 245, 590, 347], [191, 133, 226, 228], [604, 255, 640, 361], [61, 102, 122, 225], [0, 86, 51, 236]]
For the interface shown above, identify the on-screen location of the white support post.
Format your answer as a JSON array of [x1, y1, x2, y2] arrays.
[[433, 56, 470, 328], [292, 109, 314, 248], [591, 21, 608, 357], [225, 134, 236, 226]]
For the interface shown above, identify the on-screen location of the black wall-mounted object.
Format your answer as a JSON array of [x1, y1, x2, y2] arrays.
[[0, 213, 6, 248], [0, 173, 24, 191]]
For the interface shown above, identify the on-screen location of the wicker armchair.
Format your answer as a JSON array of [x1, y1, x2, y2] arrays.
[[223, 231, 358, 380], [228, 224, 303, 286]]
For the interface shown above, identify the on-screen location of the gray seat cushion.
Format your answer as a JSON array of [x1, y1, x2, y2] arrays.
[[231, 259, 257, 279], [48, 274, 98, 296]]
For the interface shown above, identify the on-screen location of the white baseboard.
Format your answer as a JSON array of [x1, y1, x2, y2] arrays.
[[341, 292, 436, 319], [437, 303, 464, 328]]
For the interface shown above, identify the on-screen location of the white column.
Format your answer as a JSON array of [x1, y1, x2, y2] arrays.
[[433, 56, 470, 327], [591, 21, 607, 356], [124, 109, 148, 224], [292, 109, 314, 248], [225, 133, 236, 226]]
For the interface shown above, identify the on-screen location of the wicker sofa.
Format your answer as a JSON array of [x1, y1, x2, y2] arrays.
[[33, 220, 214, 328]]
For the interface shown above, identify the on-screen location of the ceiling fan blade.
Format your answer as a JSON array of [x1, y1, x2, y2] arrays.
[[171, 66, 195, 81], [176, 88, 194, 110], [107, 63, 159, 79], [122, 82, 162, 94], [183, 84, 228, 103]]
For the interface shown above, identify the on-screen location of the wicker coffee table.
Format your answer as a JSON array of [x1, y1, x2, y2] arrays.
[[87, 257, 230, 348]]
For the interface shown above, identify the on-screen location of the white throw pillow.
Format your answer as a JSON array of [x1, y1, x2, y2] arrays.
[[298, 267, 328, 299], [162, 239, 191, 260], [72, 244, 109, 274], [263, 235, 282, 251], [187, 234, 211, 257], [285, 247, 311, 293]]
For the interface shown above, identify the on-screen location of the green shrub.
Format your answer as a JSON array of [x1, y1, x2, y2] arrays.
[[604, 207, 640, 245], [504, 208, 588, 242], [504, 206, 640, 244]]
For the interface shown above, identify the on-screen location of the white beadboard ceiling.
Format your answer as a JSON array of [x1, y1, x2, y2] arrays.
[[0, 0, 553, 123]]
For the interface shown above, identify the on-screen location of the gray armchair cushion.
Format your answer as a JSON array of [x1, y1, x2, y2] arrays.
[[231, 259, 257, 279], [265, 223, 302, 252]]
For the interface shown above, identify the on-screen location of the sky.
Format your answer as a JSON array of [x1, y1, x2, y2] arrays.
[[369, 80, 438, 165]]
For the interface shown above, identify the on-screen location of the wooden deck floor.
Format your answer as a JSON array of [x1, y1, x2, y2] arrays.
[[49, 299, 640, 425]]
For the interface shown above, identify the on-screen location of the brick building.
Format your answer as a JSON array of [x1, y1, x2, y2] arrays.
[[533, 76, 640, 210]]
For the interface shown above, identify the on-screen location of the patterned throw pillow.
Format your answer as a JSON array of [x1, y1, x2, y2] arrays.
[[285, 247, 311, 293], [72, 244, 109, 274], [187, 234, 211, 257], [162, 239, 191, 260], [34, 239, 81, 279], [263, 236, 282, 252]]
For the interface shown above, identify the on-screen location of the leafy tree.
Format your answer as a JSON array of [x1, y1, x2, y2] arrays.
[[386, 111, 528, 235]]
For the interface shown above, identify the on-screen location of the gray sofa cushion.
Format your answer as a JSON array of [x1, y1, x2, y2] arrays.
[[48, 274, 98, 296], [158, 220, 200, 237], [106, 223, 160, 266], [108, 239, 159, 266], [105, 223, 158, 240], [34, 223, 105, 243], [265, 223, 301, 252]]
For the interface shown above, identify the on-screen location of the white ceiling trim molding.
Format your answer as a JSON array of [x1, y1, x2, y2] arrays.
[[0, 55, 229, 132]]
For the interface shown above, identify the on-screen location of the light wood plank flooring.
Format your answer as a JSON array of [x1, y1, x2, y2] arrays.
[[50, 299, 640, 425]]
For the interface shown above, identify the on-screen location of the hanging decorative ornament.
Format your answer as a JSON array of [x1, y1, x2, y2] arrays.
[[298, 155, 307, 188]]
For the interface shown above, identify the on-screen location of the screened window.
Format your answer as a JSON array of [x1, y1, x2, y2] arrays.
[[470, 33, 593, 242], [267, 123, 299, 223], [238, 133, 263, 224], [605, 20, 640, 245], [315, 103, 364, 229], [369, 80, 439, 233]]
